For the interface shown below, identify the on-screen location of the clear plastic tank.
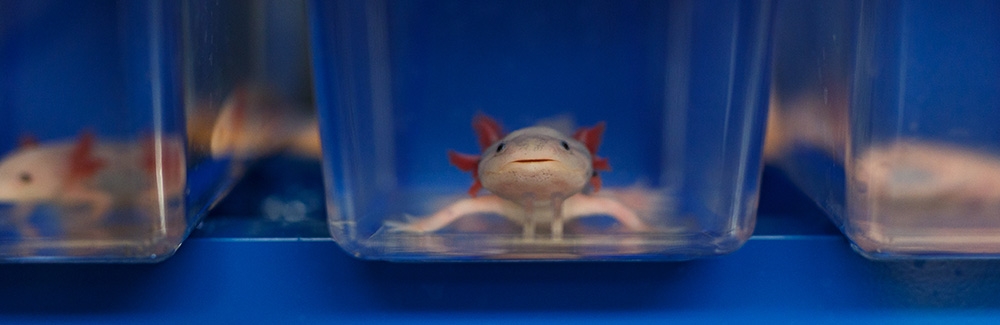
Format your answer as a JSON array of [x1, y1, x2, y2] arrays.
[[0, 0, 289, 262], [311, 0, 774, 261], [771, 0, 1000, 258], [186, 0, 324, 238]]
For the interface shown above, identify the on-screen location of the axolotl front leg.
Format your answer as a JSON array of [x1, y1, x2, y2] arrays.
[[386, 193, 649, 237], [517, 194, 611, 239], [562, 193, 649, 232], [385, 195, 522, 233]]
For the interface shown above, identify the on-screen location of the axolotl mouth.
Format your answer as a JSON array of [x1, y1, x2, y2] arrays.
[[513, 159, 556, 163], [502, 158, 565, 170]]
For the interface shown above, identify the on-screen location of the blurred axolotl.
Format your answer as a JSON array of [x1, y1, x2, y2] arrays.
[[206, 84, 320, 160], [0, 85, 318, 241], [0, 132, 185, 238], [387, 114, 650, 239]]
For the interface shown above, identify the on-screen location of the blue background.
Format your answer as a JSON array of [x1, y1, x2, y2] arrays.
[[310, 0, 771, 189], [855, 0, 1000, 150], [0, 0, 184, 146]]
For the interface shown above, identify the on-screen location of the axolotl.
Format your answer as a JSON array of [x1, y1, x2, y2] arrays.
[[387, 114, 649, 239], [207, 84, 320, 160], [0, 132, 185, 239], [0, 85, 311, 242]]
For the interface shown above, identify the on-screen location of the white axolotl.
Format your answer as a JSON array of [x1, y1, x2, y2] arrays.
[[387, 114, 650, 239], [0, 86, 316, 243], [0, 132, 185, 238]]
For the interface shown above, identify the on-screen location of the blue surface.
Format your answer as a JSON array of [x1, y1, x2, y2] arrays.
[[194, 155, 328, 238], [3, 236, 1000, 322]]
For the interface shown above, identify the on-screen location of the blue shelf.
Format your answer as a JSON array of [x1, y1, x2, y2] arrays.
[[3, 235, 1000, 323]]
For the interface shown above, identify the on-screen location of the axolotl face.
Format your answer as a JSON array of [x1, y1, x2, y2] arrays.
[[0, 147, 68, 202], [478, 126, 593, 203]]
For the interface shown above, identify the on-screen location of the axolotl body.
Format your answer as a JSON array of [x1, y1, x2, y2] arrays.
[[388, 114, 649, 238], [0, 132, 185, 238]]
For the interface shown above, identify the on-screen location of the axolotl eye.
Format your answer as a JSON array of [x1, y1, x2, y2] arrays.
[[19, 172, 32, 184], [496, 142, 505, 153], [561, 141, 570, 151]]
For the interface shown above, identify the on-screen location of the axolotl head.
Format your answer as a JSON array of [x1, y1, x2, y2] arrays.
[[448, 114, 611, 200], [478, 126, 594, 203], [0, 146, 70, 202]]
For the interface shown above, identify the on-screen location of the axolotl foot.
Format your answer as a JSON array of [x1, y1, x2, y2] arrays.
[[383, 214, 428, 233], [384, 195, 522, 234]]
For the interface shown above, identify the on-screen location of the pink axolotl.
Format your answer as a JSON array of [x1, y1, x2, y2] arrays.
[[0, 132, 185, 239], [387, 114, 650, 239], [206, 84, 320, 160]]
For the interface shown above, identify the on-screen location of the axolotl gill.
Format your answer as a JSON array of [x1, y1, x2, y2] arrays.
[[388, 114, 649, 239]]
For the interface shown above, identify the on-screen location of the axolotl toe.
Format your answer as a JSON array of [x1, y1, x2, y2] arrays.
[[386, 114, 649, 239]]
